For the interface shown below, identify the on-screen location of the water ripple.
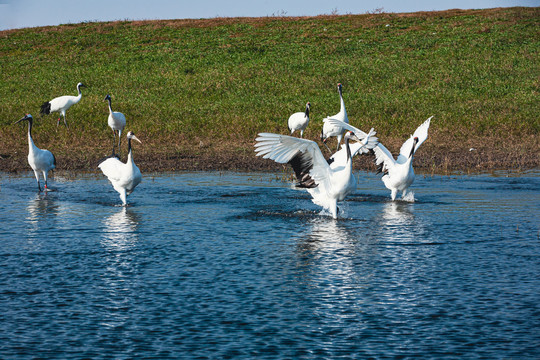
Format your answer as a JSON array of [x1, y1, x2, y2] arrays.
[[0, 172, 538, 358]]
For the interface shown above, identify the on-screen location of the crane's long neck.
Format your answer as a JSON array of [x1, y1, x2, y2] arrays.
[[127, 138, 134, 164], [305, 105, 310, 118], [107, 98, 113, 113], [27, 120, 37, 154], [75, 85, 83, 103], [339, 88, 347, 120], [406, 142, 418, 167], [345, 137, 351, 163]]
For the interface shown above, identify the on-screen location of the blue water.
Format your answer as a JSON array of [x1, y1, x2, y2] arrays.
[[0, 171, 539, 359]]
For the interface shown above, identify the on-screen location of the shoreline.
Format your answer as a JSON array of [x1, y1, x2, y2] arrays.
[[2, 140, 538, 176], [2, 129, 538, 176]]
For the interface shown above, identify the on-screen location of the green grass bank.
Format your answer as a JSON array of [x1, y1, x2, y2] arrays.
[[0, 7, 538, 174]]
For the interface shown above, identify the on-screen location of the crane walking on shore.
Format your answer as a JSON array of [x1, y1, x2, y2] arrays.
[[40, 82, 86, 128], [287, 102, 310, 138], [104, 94, 127, 156]]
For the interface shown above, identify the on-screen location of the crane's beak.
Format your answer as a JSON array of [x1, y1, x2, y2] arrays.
[[349, 133, 361, 143], [14, 115, 29, 124], [131, 135, 142, 144]]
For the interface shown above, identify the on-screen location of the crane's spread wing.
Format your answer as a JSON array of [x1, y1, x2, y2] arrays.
[[328, 128, 379, 170], [372, 143, 397, 175], [324, 118, 379, 151], [321, 116, 342, 139], [98, 157, 124, 182], [397, 116, 432, 163], [254, 133, 330, 189]]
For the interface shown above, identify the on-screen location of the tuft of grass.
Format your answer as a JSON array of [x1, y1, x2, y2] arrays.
[[0, 7, 538, 173]]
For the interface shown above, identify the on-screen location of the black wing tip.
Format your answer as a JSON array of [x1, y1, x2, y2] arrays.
[[369, 149, 386, 175], [289, 151, 318, 189]]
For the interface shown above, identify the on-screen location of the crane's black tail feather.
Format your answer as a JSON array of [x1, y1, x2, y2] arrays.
[[40, 102, 51, 115]]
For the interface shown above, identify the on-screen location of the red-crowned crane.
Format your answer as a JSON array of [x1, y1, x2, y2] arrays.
[[321, 83, 349, 151], [40, 82, 86, 128], [15, 114, 56, 192], [371, 116, 433, 201], [104, 94, 127, 156], [287, 102, 310, 138], [98, 132, 142, 206], [255, 129, 377, 219]]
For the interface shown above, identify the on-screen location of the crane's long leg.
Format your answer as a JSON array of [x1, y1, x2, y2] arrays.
[[117, 129, 122, 157], [329, 199, 338, 219], [33, 170, 42, 192], [391, 189, 397, 201], [43, 170, 49, 191], [119, 189, 127, 206], [63, 114, 68, 128], [111, 129, 117, 156]]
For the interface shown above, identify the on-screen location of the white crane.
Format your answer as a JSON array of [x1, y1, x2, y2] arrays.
[[104, 94, 127, 156], [14, 114, 56, 192], [40, 82, 86, 128], [321, 83, 349, 151], [98, 131, 142, 206], [255, 129, 377, 219], [371, 116, 433, 201], [287, 102, 310, 137]]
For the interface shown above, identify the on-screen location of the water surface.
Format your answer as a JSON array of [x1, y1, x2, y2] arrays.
[[0, 171, 539, 358]]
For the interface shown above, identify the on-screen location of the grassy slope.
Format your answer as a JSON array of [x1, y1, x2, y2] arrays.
[[0, 7, 538, 173]]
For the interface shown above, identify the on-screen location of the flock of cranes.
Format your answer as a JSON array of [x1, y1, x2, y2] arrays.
[[16, 83, 142, 205], [14, 82, 431, 217], [255, 83, 432, 218]]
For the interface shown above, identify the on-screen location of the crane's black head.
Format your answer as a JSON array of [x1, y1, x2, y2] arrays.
[[104, 94, 111, 101], [338, 83, 343, 93]]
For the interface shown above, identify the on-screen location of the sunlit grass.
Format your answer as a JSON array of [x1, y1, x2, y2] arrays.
[[0, 7, 538, 172]]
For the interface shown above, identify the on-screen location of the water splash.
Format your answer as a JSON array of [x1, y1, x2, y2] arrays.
[[402, 191, 416, 202]]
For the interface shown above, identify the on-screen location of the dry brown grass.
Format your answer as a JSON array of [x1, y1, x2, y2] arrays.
[[2, 131, 537, 175]]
